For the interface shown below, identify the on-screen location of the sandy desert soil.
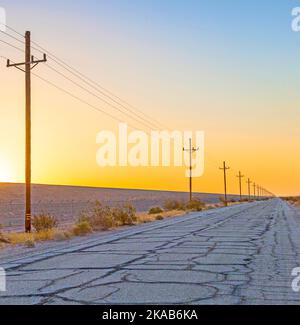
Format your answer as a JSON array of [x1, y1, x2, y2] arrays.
[[0, 183, 239, 230]]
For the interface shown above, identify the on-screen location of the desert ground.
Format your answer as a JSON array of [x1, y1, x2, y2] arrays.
[[0, 183, 239, 230]]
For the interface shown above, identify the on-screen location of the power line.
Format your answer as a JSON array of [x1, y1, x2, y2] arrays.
[[31, 71, 143, 130], [27, 37, 168, 130], [2, 24, 167, 130], [44, 63, 156, 131], [1, 53, 144, 130], [0, 38, 24, 53], [0, 38, 156, 132], [0, 30, 25, 45], [1, 24, 25, 38]]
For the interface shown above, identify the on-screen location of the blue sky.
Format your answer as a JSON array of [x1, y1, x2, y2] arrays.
[[1, 1, 300, 194]]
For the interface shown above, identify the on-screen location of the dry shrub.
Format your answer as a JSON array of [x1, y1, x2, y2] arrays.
[[112, 205, 137, 226], [34, 230, 54, 241], [80, 201, 137, 230], [72, 220, 92, 236], [163, 199, 186, 211], [80, 201, 115, 230], [32, 214, 58, 232], [155, 215, 164, 221], [8, 230, 55, 245], [148, 207, 163, 215], [185, 199, 205, 211]]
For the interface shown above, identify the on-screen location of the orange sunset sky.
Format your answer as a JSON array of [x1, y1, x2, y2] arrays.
[[0, 1, 299, 196]]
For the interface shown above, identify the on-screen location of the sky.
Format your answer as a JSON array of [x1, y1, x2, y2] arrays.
[[0, 0, 299, 196]]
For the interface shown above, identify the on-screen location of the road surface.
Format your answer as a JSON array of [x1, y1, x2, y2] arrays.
[[1, 199, 300, 305]]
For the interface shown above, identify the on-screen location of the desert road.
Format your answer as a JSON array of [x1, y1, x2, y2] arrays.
[[1, 199, 300, 305]]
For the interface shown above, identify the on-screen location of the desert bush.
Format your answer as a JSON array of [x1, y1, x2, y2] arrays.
[[112, 204, 137, 226], [163, 199, 186, 211], [155, 215, 164, 221], [32, 214, 58, 232], [72, 220, 92, 236], [90, 202, 116, 230], [82, 201, 116, 230], [185, 199, 205, 211], [148, 207, 163, 215]]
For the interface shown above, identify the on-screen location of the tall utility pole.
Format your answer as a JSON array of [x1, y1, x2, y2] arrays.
[[183, 138, 199, 202], [253, 182, 256, 200], [219, 161, 230, 206], [7, 31, 47, 232], [247, 178, 252, 201], [236, 171, 244, 201]]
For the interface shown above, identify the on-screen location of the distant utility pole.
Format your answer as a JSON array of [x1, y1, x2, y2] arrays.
[[247, 178, 252, 201], [219, 161, 230, 206], [236, 171, 244, 201], [253, 182, 256, 200], [183, 138, 199, 202], [7, 31, 47, 233]]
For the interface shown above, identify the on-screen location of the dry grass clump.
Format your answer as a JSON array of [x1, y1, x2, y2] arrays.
[[78, 201, 137, 231], [32, 214, 58, 232], [72, 220, 92, 236], [112, 204, 137, 226], [80, 202, 115, 230], [148, 207, 164, 215], [137, 210, 184, 223], [163, 199, 186, 211], [185, 199, 205, 211], [6, 228, 73, 247], [7, 229, 55, 245], [163, 198, 205, 212]]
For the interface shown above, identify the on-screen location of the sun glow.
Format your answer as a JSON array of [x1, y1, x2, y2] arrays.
[[0, 157, 13, 183]]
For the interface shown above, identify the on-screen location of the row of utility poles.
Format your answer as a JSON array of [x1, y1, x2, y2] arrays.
[[219, 161, 275, 206], [5, 30, 275, 232], [186, 150, 275, 206]]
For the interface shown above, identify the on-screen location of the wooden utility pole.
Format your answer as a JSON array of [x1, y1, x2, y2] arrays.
[[7, 31, 47, 232], [247, 178, 252, 201], [219, 161, 230, 206], [183, 139, 199, 202], [236, 171, 244, 201], [252, 182, 256, 200]]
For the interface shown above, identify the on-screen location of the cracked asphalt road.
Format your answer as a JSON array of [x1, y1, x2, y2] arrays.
[[1, 199, 300, 305]]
